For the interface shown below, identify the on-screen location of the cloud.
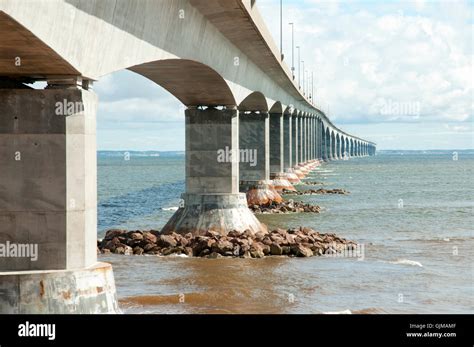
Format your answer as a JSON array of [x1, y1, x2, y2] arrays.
[[257, 0, 473, 125]]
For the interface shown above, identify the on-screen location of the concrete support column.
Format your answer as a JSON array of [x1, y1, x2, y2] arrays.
[[0, 87, 118, 313], [162, 107, 265, 235], [291, 114, 298, 167], [270, 112, 295, 191], [299, 115, 304, 164], [318, 120, 323, 160], [336, 135, 342, 160], [309, 116, 314, 160], [283, 113, 300, 184], [323, 128, 330, 161], [269, 112, 283, 176], [293, 114, 304, 178], [341, 137, 346, 160], [239, 112, 282, 206], [330, 132, 335, 160]]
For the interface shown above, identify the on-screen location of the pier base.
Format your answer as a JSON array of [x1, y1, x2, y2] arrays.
[[0, 262, 119, 313], [270, 172, 296, 191], [161, 193, 266, 236], [240, 180, 282, 206]]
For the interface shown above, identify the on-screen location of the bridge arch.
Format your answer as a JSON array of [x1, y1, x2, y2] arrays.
[[238, 91, 269, 112], [269, 101, 284, 114], [127, 59, 236, 107]]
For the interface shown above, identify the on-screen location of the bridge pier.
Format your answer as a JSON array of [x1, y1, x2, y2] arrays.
[[0, 87, 119, 313], [283, 112, 300, 184], [162, 107, 265, 235], [270, 112, 295, 192], [239, 112, 282, 206], [292, 113, 304, 178]]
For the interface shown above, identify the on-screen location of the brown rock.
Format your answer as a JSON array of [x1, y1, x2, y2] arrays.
[[143, 243, 155, 252], [104, 229, 126, 240], [205, 230, 221, 238], [212, 240, 234, 254], [270, 243, 283, 255], [199, 249, 211, 257], [143, 231, 157, 244], [250, 244, 265, 258], [115, 245, 133, 255], [157, 234, 177, 248], [291, 245, 313, 257], [133, 246, 144, 255], [228, 230, 242, 238]]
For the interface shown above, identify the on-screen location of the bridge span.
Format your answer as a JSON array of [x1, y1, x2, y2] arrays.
[[0, 0, 375, 313]]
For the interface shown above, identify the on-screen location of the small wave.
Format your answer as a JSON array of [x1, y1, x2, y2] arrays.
[[169, 253, 188, 258], [389, 259, 423, 267], [162, 206, 179, 211], [322, 309, 352, 314]]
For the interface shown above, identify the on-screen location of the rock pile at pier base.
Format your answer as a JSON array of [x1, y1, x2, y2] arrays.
[[98, 227, 356, 259]]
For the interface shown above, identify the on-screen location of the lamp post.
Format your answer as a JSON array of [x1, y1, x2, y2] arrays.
[[280, 0, 283, 60], [302, 61, 305, 95], [289, 22, 294, 79], [296, 46, 301, 88]]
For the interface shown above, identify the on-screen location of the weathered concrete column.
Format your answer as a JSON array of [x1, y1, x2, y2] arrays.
[[341, 136, 346, 160], [299, 115, 304, 164], [292, 113, 304, 178], [291, 113, 299, 167], [0, 87, 118, 313], [308, 116, 313, 160], [239, 111, 282, 206], [162, 107, 265, 235], [329, 131, 335, 160], [317, 119, 323, 160], [284, 113, 300, 184], [269, 112, 295, 191], [322, 127, 329, 161]]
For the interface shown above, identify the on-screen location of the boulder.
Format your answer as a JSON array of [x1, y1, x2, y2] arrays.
[[157, 234, 177, 248], [270, 243, 283, 256], [143, 231, 157, 244], [291, 245, 313, 257], [104, 229, 126, 240]]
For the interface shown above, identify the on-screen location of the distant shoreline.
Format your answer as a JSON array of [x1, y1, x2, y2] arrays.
[[97, 149, 474, 157]]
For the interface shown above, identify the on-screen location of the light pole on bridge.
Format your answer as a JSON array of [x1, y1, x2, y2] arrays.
[[296, 46, 301, 89], [289, 22, 294, 80], [301, 61, 305, 95], [280, 0, 283, 60]]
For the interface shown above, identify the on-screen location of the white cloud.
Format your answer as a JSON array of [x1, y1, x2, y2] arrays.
[[257, 0, 473, 125]]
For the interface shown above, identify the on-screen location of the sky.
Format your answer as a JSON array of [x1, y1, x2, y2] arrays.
[[94, 0, 473, 151]]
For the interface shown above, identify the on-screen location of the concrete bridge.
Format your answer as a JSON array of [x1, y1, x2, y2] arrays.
[[0, 0, 375, 313]]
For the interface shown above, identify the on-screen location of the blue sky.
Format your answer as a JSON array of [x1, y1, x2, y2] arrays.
[[95, 0, 473, 150]]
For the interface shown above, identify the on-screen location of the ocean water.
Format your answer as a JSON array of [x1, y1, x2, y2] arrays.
[[98, 152, 474, 314]]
